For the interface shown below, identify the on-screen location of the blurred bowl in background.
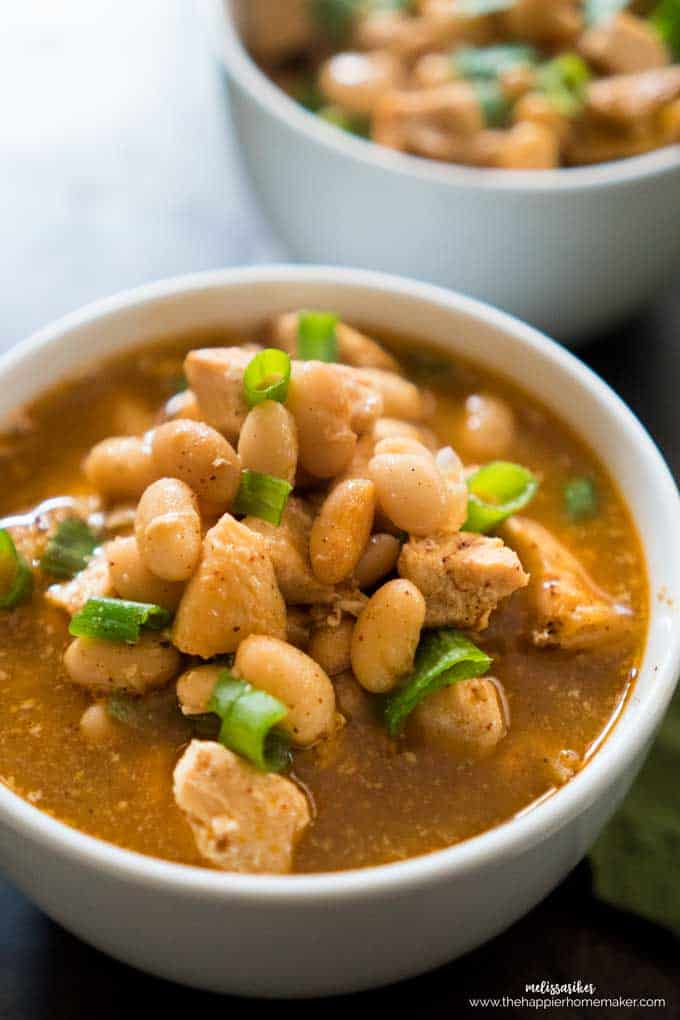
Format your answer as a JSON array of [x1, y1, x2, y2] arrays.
[[209, 0, 680, 346]]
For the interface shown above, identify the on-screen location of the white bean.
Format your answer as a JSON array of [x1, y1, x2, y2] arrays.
[[351, 579, 425, 693], [135, 478, 202, 581]]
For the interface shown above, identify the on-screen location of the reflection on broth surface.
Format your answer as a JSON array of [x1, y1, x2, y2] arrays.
[[0, 322, 647, 873]]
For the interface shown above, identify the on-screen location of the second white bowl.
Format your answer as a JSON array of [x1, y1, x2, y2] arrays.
[[211, 0, 680, 343]]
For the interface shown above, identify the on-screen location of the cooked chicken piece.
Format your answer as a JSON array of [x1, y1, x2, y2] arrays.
[[244, 497, 336, 605], [410, 677, 508, 758], [373, 83, 484, 160], [398, 531, 529, 629], [504, 0, 582, 47], [333, 366, 385, 434], [269, 312, 401, 373], [320, 51, 404, 118], [244, 0, 314, 63], [502, 516, 631, 650], [45, 548, 112, 615], [579, 13, 669, 76], [586, 66, 680, 124], [172, 513, 286, 658], [173, 741, 310, 874], [356, 8, 463, 61], [184, 347, 254, 441]]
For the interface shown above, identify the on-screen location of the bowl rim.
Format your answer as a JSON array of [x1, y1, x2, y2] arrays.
[[208, 0, 680, 194], [0, 263, 679, 905]]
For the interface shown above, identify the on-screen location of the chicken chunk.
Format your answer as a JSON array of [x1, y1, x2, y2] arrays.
[[172, 513, 286, 658], [183, 347, 253, 441], [373, 82, 484, 161], [244, 497, 336, 605], [586, 66, 680, 124], [270, 312, 401, 373], [410, 677, 508, 758], [173, 741, 310, 874], [502, 516, 631, 651], [244, 0, 315, 63], [398, 531, 529, 629], [45, 548, 112, 615], [504, 0, 582, 47], [579, 13, 669, 76]]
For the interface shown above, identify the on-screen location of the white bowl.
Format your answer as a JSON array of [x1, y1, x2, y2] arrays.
[[209, 0, 680, 343], [0, 266, 678, 998]]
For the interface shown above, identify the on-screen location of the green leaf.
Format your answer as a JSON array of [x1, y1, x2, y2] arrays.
[[318, 105, 371, 137], [472, 80, 512, 127], [590, 687, 680, 936], [385, 629, 492, 737]]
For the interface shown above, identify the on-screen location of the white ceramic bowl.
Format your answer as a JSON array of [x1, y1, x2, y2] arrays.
[[209, 0, 680, 343], [0, 266, 678, 998]]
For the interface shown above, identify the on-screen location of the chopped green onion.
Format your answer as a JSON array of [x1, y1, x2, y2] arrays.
[[318, 105, 370, 137], [291, 73, 325, 113], [233, 470, 293, 526], [473, 80, 512, 127], [651, 0, 680, 59], [465, 461, 538, 533], [455, 0, 516, 14], [453, 43, 538, 81], [564, 476, 599, 521], [243, 349, 291, 408], [0, 529, 33, 610], [209, 671, 290, 772], [584, 0, 629, 25], [297, 310, 339, 362], [40, 518, 98, 579], [309, 0, 363, 42], [385, 629, 492, 737], [69, 597, 171, 643], [536, 54, 591, 117]]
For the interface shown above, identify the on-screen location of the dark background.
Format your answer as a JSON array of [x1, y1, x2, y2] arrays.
[[1, 3, 678, 1017]]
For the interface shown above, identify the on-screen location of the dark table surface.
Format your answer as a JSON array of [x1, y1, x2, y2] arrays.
[[1, 3, 679, 1017]]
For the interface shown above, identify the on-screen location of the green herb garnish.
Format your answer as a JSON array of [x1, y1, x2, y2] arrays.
[[385, 629, 492, 737], [233, 470, 293, 526], [209, 671, 290, 772], [243, 349, 291, 408], [564, 476, 599, 521], [465, 461, 538, 533], [297, 310, 339, 362], [651, 0, 680, 59], [40, 518, 98, 579], [0, 529, 33, 610], [473, 80, 512, 127], [454, 43, 538, 81], [69, 597, 171, 643]]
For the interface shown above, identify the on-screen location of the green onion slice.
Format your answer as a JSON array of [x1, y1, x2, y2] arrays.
[[453, 43, 538, 80], [564, 476, 599, 521], [472, 80, 512, 127], [209, 671, 290, 772], [69, 597, 171, 643], [297, 310, 339, 362], [318, 105, 370, 138], [536, 53, 591, 116], [0, 529, 33, 610], [40, 517, 98, 578], [243, 349, 291, 408], [309, 0, 363, 42], [652, 0, 680, 59], [233, 470, 293, 526], [464, 461, 538, 533], [584, 0, 629, 26], [385, 629, 492, 737]]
